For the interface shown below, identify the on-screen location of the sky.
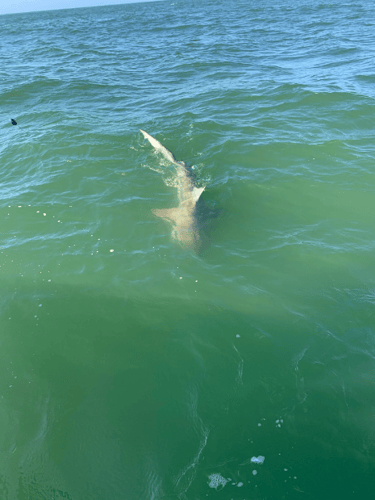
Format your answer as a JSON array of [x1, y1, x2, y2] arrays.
[[0, 0, 155, 16]]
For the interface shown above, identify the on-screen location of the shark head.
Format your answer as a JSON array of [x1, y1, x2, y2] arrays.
[[152, 197, 203, 250]]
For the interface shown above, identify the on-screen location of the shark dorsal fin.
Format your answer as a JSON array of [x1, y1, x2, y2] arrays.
[[192, 186, 205, 202]]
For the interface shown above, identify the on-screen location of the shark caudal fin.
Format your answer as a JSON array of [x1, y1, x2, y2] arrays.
[[140, 129, 184, 166]]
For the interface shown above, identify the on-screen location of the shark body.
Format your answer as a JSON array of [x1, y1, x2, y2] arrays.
[[140, 129, 205, 249]]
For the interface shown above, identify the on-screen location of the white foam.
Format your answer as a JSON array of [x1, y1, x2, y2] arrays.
[[208, 473, 228, 490], [251, 456, 265, 464]]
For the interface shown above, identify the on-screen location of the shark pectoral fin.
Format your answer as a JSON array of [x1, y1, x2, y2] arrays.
[[192, 186, 205, 202], [152, 208, 180, 222]]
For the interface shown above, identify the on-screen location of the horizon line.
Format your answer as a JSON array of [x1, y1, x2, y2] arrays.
[[0, 0, 162, 17]]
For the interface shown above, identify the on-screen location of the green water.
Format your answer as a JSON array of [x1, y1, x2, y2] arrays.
[[1, 0, 375, 498]]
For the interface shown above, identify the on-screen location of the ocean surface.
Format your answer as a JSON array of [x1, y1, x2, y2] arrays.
[[1, 0, 375, 498]]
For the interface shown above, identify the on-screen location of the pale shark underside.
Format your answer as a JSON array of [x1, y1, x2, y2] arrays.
[[140, 129, 205, 249]]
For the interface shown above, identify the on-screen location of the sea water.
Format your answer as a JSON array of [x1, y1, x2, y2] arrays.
[[1, 0, 375, 498]]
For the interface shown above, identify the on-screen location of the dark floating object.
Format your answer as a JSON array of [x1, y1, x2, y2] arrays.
[[11, 119, 17, 125]]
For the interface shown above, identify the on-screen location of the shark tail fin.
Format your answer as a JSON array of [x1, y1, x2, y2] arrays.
[[192, 186, 205, 202], [140, 129, 182, 166], [152, 207, 180, 222]]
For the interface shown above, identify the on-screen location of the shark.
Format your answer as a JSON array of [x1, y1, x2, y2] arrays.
[[140, 129, 205, 249]]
